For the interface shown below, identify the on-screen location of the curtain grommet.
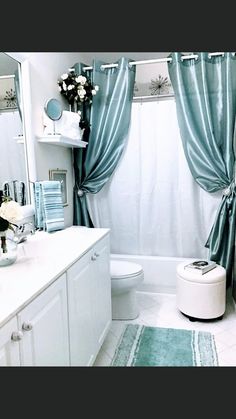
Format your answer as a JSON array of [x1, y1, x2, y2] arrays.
[[78, 189, 84, 197]]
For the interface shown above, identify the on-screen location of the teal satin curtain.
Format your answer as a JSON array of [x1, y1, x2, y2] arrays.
[[168, 52, 236, 287], [73, 57, 136, 226], [71, 62, 92, 225]]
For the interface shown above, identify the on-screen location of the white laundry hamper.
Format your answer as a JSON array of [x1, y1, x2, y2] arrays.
[[176, 262, 226, 321]]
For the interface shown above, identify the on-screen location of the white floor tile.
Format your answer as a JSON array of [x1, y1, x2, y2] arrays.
[[94, 291, 236, 367], [109, 321, 126, 339], [93, 349, 112, 367], [101, 331, 121, 359], [214, 337, 230, 353], [214, 330, 236, 348], [218, 345, 236, 366]]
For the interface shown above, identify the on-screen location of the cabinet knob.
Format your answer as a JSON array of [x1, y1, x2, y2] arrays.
[[11, 331, 23, 341], [94, 252, 100, 257], [22, 322, 33, 331], [91, 255, 97, 261]]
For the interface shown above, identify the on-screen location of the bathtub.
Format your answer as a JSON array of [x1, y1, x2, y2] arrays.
[[111, 254, 194, 294]]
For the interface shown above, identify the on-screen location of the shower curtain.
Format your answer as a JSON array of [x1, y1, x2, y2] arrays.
[[168, 52, 236, 287], [73, 58, 135, 227], [87, 99, 222, 258]]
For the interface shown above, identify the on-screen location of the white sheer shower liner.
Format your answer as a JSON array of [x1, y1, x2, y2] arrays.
[[87, 99, 222, 259]]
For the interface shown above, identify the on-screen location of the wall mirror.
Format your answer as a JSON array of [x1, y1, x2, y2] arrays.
[[0, 52, 34, 206]]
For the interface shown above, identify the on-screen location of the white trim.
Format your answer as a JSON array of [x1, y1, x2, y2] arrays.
[[133, 94, 174, 101], [0, 74, 15, 80]]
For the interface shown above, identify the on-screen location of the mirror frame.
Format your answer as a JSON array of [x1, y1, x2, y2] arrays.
[[5, 53, 37, 206], [44, 98, 62, 121]]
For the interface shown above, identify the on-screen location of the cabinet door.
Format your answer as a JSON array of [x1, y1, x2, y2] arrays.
[[67, 248, 95, 366], [18, 273, 69, 366], [92, 235, 112, 352], [67, 234, 111, 366], [0, 317, 21, 366]]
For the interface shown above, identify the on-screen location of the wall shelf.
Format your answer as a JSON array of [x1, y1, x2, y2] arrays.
[[37, 134, 88, 148], [13, 135, 24, 144]]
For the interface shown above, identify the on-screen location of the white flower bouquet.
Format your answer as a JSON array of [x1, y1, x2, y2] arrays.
[[0, 197, 22, 233], [57, 69, 99, 106]]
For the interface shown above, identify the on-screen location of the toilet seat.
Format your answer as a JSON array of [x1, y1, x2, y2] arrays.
[[110, 260, 143, 279]]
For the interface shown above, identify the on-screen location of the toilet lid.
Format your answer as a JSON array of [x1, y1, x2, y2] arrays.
[[110, 260, 143, 279]]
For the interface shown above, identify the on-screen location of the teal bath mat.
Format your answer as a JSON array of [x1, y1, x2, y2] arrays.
[[111, 324, 218, 366]]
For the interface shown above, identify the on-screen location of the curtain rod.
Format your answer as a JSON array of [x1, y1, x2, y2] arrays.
[[78, 52, 233, 72], [133, 94, 175, 101], [0, 74, 15, 80]]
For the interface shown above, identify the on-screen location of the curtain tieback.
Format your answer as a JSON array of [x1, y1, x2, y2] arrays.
[[77, 189, 84, 197], [223, 180, 236, 196]]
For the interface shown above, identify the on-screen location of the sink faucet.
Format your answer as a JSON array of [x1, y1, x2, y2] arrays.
[[14, 221, 36, 244]]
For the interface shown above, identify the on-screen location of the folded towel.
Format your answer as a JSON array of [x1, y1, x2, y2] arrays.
[[34, 182, 43, 229], [43, 110, 82, 139], [34, 181, 64, 233]]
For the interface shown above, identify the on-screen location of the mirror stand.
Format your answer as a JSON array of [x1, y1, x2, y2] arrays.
[[44, 98, 63, 136]]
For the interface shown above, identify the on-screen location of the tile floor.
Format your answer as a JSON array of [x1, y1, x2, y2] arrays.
[[94, 289, 236, 366]]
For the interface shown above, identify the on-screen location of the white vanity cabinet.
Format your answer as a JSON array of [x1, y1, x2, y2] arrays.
[[67, 235, 111, 366], [0, 317, 21, 366], [0, 227, 111, 366], [18, 273, 69, 366], [0, 273, 69, 367]]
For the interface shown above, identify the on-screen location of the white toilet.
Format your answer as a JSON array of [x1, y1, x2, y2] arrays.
[[110, 260, 144, 320]]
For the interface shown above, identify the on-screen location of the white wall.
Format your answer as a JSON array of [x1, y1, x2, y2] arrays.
[[26, 52, 89, 227], [135, 62, 173, 96]]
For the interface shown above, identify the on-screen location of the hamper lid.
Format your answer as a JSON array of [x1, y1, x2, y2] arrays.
[[177, 261, 226, 284]]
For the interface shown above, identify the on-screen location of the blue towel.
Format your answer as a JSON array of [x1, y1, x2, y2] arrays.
[[34, 181, 64, 232], [34, 182, 44, 229]]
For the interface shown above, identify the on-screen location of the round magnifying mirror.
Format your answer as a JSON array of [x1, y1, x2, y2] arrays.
[[44, 98, 62, 134]]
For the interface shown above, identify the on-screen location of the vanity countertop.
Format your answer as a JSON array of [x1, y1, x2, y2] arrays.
[[0, 226, 110, 328]]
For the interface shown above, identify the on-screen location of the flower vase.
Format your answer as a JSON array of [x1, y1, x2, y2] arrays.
[[69, 101, 78, 113], [0, 231, 18, 267], [73, 101, 78, 113]]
